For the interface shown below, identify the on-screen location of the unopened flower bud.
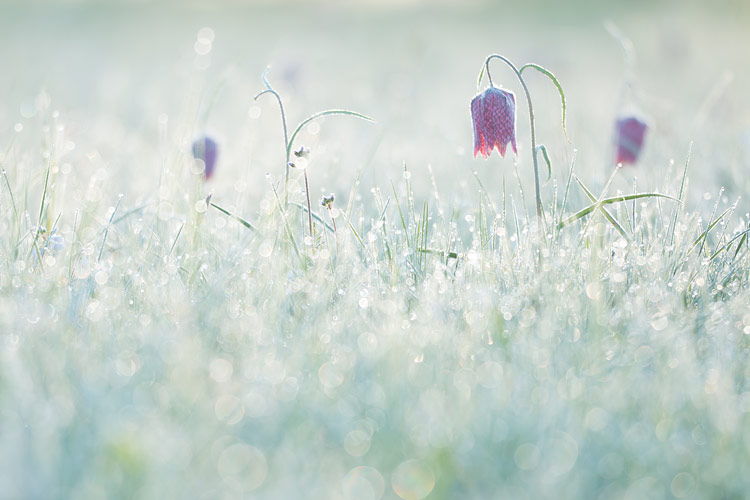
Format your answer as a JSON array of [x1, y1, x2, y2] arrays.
[[192, 136, 218, 180], [294, 145, 311, 158], [321, 194, 335, 208]]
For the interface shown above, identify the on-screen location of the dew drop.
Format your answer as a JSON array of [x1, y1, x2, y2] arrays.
[[391, 459, 434, 500], [343, 466, 385, 500]]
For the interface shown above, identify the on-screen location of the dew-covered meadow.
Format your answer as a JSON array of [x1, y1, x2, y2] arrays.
[[2, 1, 750, 498]]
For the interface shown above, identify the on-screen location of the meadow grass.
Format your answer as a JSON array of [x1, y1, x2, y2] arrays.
[[2, 4, 750, 499], [2, 120, 749, 498]]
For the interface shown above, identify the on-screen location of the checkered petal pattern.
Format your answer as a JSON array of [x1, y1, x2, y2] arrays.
[[472, 86, 517, 159]]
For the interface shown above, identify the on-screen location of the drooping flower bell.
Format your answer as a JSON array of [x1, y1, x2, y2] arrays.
[[471, 86, 517, 158], [192, 136, 218, 180], [614, 116, 647, 165]]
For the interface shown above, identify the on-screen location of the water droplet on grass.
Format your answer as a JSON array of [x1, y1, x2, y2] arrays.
[[343, 466, 384, 500], [650, 315, 668, 331], [391, 459, 434, 500]]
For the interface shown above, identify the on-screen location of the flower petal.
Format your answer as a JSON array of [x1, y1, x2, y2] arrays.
[[615, 117, 648, 165], [471, 93, 487, 158]]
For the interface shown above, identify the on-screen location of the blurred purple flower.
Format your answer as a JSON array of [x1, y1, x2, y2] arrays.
[[32, 227, 64, 264], [192, 136, 218, 180], [471, 86, 517, 159], [47, 230, 64, 253], [615, 116, 648, 165]]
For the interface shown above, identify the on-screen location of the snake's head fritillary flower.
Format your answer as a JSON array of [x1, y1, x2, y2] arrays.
[[615, 116, 648, 165], [192, 136, 218, 180], [471, 86, 517, 159]]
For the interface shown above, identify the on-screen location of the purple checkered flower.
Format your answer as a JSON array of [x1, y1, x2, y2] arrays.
[[192, 136, 218, 180], [615, 116, 648, 165], [471, 86, 517, 159]]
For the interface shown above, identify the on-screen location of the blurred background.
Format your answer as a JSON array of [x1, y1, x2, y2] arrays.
[[1, 0, 749, 224]]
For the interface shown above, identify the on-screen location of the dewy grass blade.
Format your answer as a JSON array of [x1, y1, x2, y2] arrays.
[[345, 167, 363, 220], [210, 202, 257, 232], [472, 170, 498, 217], [289, 201, 335, 233], [338, 210, 366, 250], [579, 167, 620, 238], [169, 222, 184, 256], [558, 151, 576, 227], [28, 158, 52, 261], [710, 227, 750, 261], [270, 182, 303, 263], [112, 203, 151, 225], [564, 174, 641, 241], [560, 190, 679, 228], [692, 207, 730, 250], [391, 181, 411, 248], [668, 143, 692, 246], [418, 247, 459, 259]]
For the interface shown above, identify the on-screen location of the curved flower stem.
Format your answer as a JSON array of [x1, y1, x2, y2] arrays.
[[254, 68, 373, 243], [286, 110, 373, 242], [286, 110, 373, 160], [480, 54, 543, 221], [303, 169, 313, 241], [254, 69, 291, 205], [605, 22, 635, 169]]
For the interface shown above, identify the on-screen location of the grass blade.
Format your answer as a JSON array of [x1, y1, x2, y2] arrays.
[[559, 191, 680, 228], [289, 201, 335, 233], [710, 227, 750, 261], [210, 202, 257, 232], [668, 143, 692, 246], [692, 207, 730, 249]]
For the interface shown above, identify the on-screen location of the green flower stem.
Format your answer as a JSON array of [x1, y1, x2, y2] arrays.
[[481, 54, 543, 221], [303, 168, 313, 240], [254, 69, 290, 205], [255, 69, 373, 243]]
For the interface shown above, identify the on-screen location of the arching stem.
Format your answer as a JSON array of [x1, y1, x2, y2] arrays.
[[254, 68, 291, 205], [303, 169, 313, 240], [606, 23, 635, 170], [480, 54, 543, 221]]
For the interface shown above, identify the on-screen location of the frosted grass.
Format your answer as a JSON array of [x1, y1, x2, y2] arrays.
[[1, 6, 750, 499], [1, 145, 749, 498]]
